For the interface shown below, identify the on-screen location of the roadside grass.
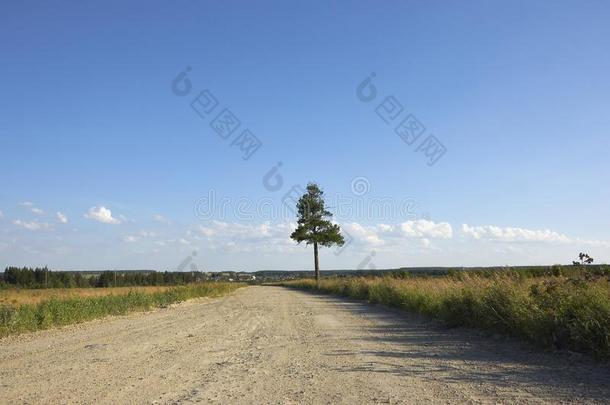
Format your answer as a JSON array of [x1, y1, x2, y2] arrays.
[[0, 283, 243, 337], [281, 273, 610, 359], [0, 285, 174, 306]]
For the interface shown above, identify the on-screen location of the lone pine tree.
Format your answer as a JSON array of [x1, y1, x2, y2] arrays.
[[290, 183, 345, 283]]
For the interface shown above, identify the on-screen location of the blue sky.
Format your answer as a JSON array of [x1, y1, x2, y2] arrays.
[[1, 1, 609, 271]]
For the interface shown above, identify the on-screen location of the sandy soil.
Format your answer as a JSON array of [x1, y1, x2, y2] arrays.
[[1, 286, 609, 404]]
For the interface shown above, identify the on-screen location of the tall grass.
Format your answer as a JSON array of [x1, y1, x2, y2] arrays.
[[0, 285, 176, 306], [0, 282, 243, 337], [282, 274, 610, 358]]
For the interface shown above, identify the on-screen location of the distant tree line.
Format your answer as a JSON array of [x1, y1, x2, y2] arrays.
[[1, 267, 209, 289], [445, 264, 609, 280]]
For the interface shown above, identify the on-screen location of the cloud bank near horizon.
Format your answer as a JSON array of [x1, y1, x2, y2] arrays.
[[1, 201, 609, 270]]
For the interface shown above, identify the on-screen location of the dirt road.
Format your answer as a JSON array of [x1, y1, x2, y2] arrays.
[[1, 286, 609, 404]]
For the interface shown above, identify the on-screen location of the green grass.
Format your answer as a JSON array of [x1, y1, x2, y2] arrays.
[[0, 282, 243, 337], [282, 274, 610, 359]]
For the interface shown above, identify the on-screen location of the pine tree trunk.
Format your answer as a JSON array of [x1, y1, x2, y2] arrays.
[[313, 242, 320, 284]]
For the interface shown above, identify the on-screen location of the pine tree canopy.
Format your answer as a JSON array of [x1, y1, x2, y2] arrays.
[[290, 183, 345, 248]]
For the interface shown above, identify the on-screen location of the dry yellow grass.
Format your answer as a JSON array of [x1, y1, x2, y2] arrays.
[[0, 286, 174, 306], [0, 283, 244, 337], [283, 272, 610, 357]]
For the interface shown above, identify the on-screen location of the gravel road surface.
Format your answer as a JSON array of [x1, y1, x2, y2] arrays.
[[1, 286, 609, 404]]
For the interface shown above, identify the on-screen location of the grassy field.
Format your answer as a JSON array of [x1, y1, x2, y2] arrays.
[[0, 285, 175, 306], [0, 282, 243, 337], [282, 271, 610, 358]]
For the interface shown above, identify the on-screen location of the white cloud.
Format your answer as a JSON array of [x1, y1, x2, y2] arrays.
[[18, 202, 45, 215], [340, 220, 452, 250], [189, 220, 453, 255], [574, 238, 610, 248], [378, 223, 394, 232], [462, 224, 571, 243], [399, 219, 453, 239], [192, 221, 300, 253], [153, 214, 170, 224], [197, 224, 216, 237], [122, 230, 156, 243], [0, 210, 4, 219], [56, 212, 69, 224], [13, 219, 53, 231], [84, 206, 121, 224], [343, 222, 385, 246]]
